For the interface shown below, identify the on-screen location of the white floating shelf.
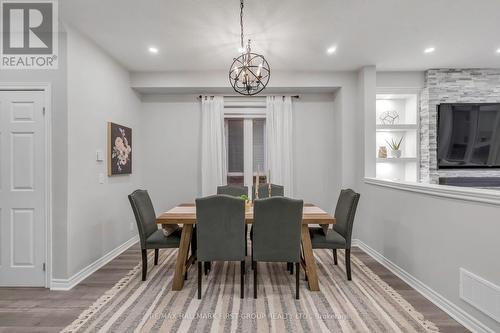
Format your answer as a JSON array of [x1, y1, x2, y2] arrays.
[[376, 157, 417, 163], [376, 124, 417, 131]]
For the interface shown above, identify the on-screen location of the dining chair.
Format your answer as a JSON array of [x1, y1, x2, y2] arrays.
[[217, 185, 248, 197], [196, 195, 246, 299], [309, 189, 360, 280], [252, 197, 303, 299], [128, 189, 182, 281], [215, 185, 249, 267], [250, 183, 285, 268], [251, 183, 284, 200]]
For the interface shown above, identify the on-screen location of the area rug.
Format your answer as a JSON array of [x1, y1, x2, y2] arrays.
[[62, 249, 439, 333]]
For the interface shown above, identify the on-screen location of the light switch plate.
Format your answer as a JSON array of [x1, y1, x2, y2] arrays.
[[96, 150, 104, 162], [98, 173, 105, 184]]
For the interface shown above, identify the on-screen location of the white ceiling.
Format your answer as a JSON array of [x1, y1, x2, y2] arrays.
[[61, 0, 500, 72]]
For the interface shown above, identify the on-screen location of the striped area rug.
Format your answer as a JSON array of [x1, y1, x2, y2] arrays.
[[63, 249, 439, 333]]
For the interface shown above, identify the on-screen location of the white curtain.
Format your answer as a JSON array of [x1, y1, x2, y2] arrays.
[[266, 96, 294, 197], [201, 96, 227, 196]]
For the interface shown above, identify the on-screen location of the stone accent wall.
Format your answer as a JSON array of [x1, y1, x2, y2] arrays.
[[420, 69, 500, 183]]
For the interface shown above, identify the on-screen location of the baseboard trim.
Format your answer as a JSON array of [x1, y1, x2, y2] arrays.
[[352, 239, 494, 333], [51, 236, 139, 291]]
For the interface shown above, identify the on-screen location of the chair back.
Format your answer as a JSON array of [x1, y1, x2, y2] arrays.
[[128, 190, 158, 249], [253, 197, 303, 262], [196, 195, 246, 261], [332, 189, 360, 247], [217, 185, 248, 197], [252, 183, 284, 200]]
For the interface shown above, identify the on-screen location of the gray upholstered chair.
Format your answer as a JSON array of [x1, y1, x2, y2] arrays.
[[252, 197, 303, 299], [250, 183, 285, 267], [309, 189, 360, 280], [128, 189, 182, 281], [217, 185, 248, 197], [251, 183, 284, 200], [196, 195, 246, 299], [215, 185, 249, 264]]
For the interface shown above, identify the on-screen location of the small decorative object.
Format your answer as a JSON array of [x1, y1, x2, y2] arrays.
[[108, 122, 132, 175], [240, 194, 251, 210], [228, 0, 270, 95], [386, 136, 404, 158], [378, 146, 388, 158], [379, 111, 400, 125]]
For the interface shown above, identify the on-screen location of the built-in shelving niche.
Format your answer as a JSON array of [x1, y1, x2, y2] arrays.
[[376, 91, 420, 182]]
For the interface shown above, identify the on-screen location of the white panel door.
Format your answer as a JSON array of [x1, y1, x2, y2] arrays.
[[0, 91, 46, 286]]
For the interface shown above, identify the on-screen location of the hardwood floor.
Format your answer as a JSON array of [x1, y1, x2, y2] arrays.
[[0, 244, 469, 333]]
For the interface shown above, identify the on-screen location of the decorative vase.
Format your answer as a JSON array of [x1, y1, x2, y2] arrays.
[[391, 149, 402, 158], [378, 146, 388, 158]]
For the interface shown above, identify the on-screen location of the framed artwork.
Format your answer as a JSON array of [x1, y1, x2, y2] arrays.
[[108, 122, 132, 175]]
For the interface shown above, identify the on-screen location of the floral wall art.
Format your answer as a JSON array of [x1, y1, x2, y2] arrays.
[[108, 122, 132, 175]]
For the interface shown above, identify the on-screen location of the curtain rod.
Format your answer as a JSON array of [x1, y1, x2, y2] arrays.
[[198, 95, 300, 99]]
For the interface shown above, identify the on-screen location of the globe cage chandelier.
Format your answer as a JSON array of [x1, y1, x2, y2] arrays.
[[228, 0, 270, 96]]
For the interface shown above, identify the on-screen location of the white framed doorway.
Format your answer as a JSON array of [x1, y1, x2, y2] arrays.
[[0, 83, 51, 287]]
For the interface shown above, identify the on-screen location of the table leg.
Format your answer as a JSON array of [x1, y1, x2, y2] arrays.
[[301, 224, 320, 291], [172, 224, 193, 291]]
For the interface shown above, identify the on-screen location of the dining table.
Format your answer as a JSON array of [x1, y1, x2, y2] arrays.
[[156, 202, 335, 292]]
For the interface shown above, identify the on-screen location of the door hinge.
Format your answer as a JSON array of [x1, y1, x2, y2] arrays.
[[42, 262, 46, 271], [42, 107, 46, 116]]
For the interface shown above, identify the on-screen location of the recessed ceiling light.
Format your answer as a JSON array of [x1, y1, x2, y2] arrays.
[[148, 47, 159, 54], [496, 48, 500, 54], [326, 46, 337, 54], [424, 47, 435, 53]]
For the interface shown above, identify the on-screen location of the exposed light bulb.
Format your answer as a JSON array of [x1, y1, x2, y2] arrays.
[[256, 63, 263, 77]]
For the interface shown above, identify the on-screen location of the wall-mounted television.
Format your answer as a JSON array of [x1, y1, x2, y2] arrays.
[[438, 103, 500, 168]]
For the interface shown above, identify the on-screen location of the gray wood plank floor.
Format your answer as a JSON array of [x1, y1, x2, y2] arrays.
[[0, 244, 469, 333]]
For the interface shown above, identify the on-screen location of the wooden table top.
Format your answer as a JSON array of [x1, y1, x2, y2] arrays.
[[156, 203, 336, 225]]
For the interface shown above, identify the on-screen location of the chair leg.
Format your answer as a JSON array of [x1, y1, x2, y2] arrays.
[[154, 249, 159, 265], [204, 262, 212, 275], [290, 262, 294, 275], [198, 261, 202, 299], [253, 261, 257, 299], [333, 249, 338, 265], [345, 248, 352, 281], [241, 261, 245, 299], [141, 249, 147, 281], [295, 263, 300, 300]]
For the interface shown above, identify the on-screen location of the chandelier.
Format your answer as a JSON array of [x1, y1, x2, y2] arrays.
[[228, 0, 270, 96]]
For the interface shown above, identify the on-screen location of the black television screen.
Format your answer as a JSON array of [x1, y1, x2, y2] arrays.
[[438, 103, 500, 168]]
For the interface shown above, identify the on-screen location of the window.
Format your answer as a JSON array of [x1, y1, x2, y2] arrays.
[[225, 108, 266, 194]]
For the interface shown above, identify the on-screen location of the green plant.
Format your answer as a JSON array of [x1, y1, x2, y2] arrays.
[[386, 136, 404, 151], [239, 194, 249, 201]]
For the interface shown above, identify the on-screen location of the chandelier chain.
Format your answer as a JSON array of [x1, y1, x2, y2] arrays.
[[240, 0, 244, 49]]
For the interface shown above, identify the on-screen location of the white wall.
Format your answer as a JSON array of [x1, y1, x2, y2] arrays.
[[66, 26, 143, 277], [293, 93, 340, 213], [140, 93, 342, 215], [376, 71, 425, 88], [140, 95, 201, 214], [355, 183, 500, 332]]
